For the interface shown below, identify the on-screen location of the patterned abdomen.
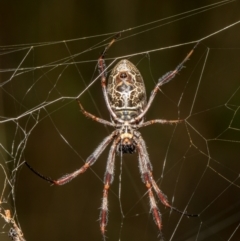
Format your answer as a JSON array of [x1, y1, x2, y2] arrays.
[[107, 59, 147, 121]]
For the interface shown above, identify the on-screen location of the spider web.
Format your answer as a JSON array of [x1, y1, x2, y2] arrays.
[[1, 1, 240, 240]]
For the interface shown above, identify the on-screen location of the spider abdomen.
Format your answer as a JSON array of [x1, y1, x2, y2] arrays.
[[107, 59, 147, 120]]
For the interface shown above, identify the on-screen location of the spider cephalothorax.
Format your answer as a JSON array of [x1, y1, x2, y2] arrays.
[[25, 33, 198, 239], [117, 123, 137, 154]]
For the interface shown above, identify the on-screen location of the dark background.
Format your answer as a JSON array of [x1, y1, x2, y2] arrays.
[[1, 1, 240, 241]]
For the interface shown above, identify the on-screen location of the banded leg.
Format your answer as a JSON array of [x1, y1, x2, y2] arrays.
[[136, 135, 162, 230], [150, 177, 198, 217], [98, 33, 124, 124], [136, 135, 198, 232], [138, 135, 198, 217], [137, 119, 182, 128], [100, 137, 120, 236], [25, 131, 118, 185], [143, 171, 162, 230], [77, 99, 115, 127], [130, 44, 197, 124]]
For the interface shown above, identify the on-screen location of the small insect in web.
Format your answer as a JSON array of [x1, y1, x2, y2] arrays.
[[25, 33, 198, 237], [0, 209, 26, 241]]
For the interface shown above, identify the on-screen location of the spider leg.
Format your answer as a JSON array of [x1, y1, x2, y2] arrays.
[[135, 133, 162, 231], [150, 176, 198, 217], [98, 33, 125, 124], [25, 130, 118, 185], [77, 99, 115, 127], [136, 133, 162, 230], [138, 134, 197, 217], [137, 119, 182, 128], [136, 135, 198, 230], [130, 44, 197, 124], [100, 136, 120, 236], [144, 175, 163, 230]]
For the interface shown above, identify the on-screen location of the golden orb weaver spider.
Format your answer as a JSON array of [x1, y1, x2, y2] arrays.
[[25, 33, 198, 238]]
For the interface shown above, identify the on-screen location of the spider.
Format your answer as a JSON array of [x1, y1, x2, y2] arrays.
[[25, 33, 198, 238]]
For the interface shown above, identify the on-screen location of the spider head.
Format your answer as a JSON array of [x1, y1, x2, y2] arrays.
[[118, 132, 136, 154]]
